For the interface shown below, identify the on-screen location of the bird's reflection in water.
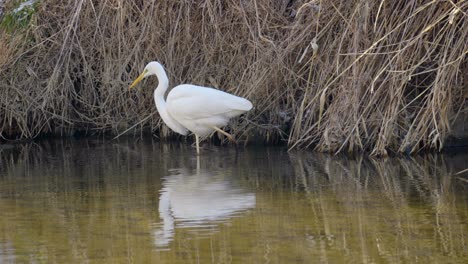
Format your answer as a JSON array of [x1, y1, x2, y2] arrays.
[[153, 159, 255, 249]]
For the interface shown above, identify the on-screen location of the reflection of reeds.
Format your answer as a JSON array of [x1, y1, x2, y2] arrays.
[[0, 140, 467, 262], [0, 139, 179, 262], [0, 139, 257, 262], [288, 152, 468, 262], [1, 1, 466, 155]]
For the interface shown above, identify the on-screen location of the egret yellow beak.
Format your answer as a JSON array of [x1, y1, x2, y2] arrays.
[[129, 70, 147, 89]]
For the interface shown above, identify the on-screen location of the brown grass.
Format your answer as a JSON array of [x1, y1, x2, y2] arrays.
[[0, 0, 466, 155]]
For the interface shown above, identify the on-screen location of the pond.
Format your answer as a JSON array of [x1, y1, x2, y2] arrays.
[[0, 139, 467, 263]]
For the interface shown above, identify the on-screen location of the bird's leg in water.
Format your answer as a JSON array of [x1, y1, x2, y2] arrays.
[[213, 126, 237, 144], [195, 135, 200, 155]]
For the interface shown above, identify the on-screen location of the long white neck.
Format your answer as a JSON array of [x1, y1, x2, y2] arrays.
[[153, 68, 189, 136], [154, 69, 169, 106]]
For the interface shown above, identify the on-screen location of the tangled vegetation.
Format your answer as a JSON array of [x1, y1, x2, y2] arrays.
[[0, 0, 466, 156]]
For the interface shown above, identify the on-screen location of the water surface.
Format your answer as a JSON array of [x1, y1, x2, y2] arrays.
[[0, 139, 467, 263]]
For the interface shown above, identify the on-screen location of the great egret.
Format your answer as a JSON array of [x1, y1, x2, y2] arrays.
[[129, 61, 253, 154]]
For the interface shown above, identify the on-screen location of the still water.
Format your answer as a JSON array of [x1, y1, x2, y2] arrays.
[[0, 139, 467, 263]]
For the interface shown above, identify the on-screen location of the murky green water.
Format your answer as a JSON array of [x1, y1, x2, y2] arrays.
[[0, 139, 467, 263]]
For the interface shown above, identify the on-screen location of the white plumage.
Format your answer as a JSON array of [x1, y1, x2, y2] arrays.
[[130, 61, 253, 154]]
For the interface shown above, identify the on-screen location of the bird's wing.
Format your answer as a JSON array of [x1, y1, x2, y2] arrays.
[[166, 85, 252, 120]]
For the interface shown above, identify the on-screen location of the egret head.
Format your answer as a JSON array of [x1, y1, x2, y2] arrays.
[[129, 61, 165, 89]]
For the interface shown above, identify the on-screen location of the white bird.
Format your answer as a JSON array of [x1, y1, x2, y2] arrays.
[[129, 61, 253, 154]]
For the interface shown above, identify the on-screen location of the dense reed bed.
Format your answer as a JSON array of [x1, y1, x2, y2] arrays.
[[0, 0, 466, 155]]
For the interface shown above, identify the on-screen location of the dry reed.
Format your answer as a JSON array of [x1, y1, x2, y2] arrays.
[[0, 0, 466, 155]]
